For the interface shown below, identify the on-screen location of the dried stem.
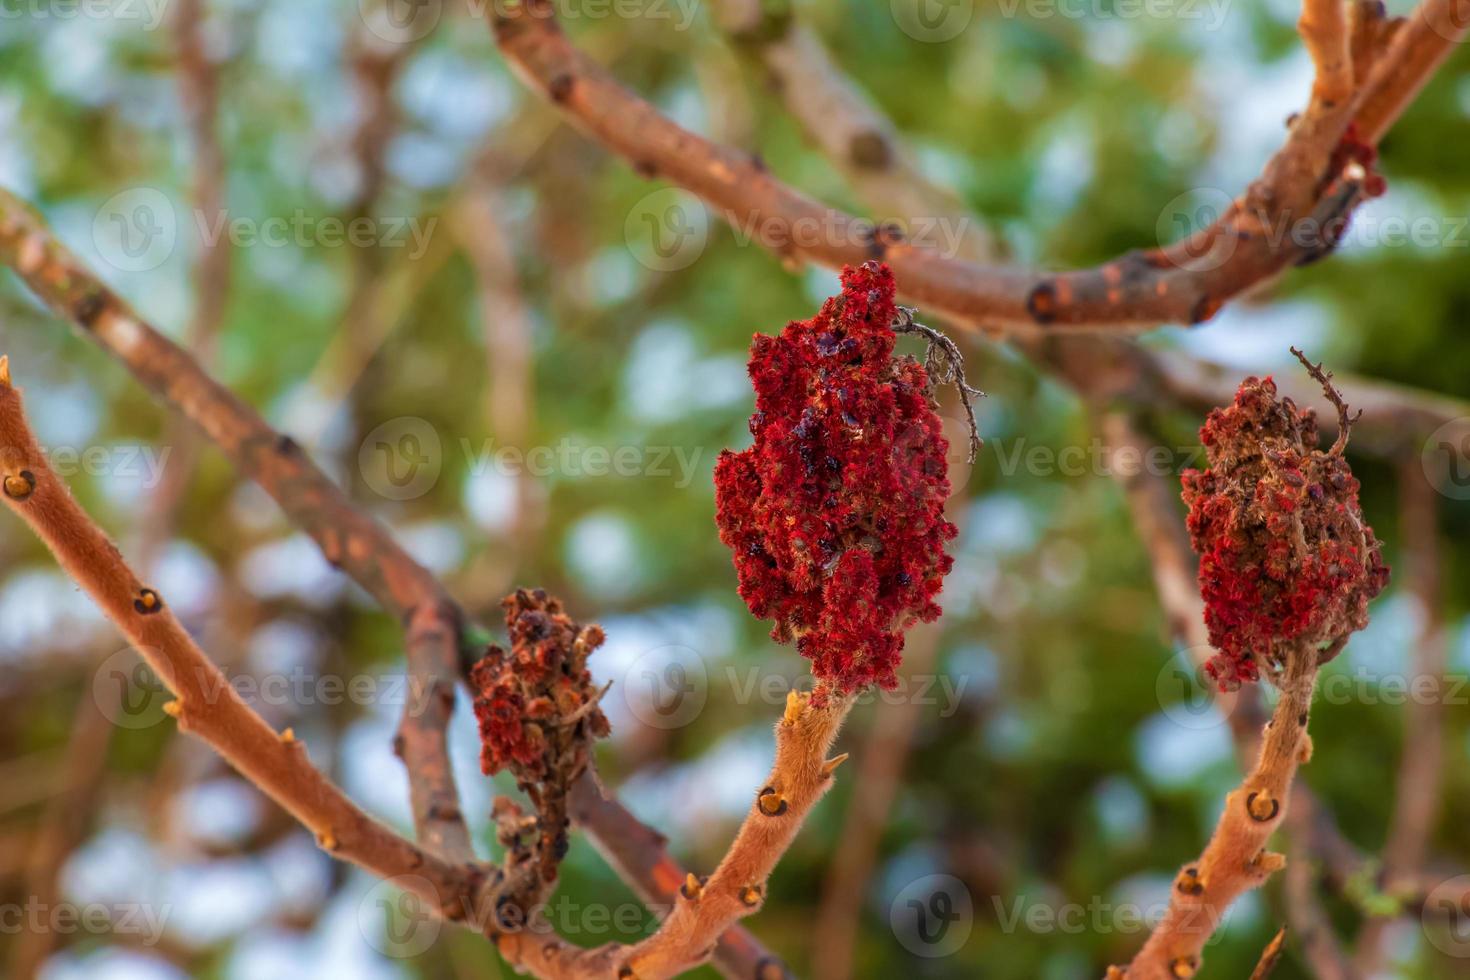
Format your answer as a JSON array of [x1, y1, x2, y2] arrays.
[[491, 0, 1453, 331], [0, 361, 482, 920], [1121, 649, 1320, 978], [891, 307, 983, 462], [1290, 346, 1362, 455]]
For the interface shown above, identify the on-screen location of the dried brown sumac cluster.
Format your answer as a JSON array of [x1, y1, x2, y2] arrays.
[[470, 589, 610, 900], [1181, 351, 1389, 690], [715, 262, 959, 695]]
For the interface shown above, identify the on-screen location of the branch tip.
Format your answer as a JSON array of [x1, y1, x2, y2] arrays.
[[0, 354, 9, 387], [821, 753, 849, 778]]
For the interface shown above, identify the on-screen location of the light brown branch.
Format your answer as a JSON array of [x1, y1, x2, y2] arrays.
[[1121, 650, 1319, 978], [0, 360, 482, 921], [503, 692, 851, 979], [490, 0, 1454, 332], [1355, 0, 1470, 142], [0, 185, 475, 861], [1300, 0, 1355, 106]]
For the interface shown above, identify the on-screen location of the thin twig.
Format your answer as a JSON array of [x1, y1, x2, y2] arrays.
[[892, 306, 983, 462], [1290, 346, 1362, 455], [1249, 926, 1289, 980]]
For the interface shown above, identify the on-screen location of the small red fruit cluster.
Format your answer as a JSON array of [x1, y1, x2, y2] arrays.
[[1181, 365, 1389, 690], [1330, 121, 1387, 199], [714, 261, 958, 694], [470, 589, 610, 795]]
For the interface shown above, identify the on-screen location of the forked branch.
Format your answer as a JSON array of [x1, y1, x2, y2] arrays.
[[0, 359, 482, 920]]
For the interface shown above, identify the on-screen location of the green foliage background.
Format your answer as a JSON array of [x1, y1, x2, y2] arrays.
[[0, 0, 1467, 978]]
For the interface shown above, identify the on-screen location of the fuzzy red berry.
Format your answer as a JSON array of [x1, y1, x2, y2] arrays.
[[1181, 364, 1389, 691], [714, 262, 958, 694], [470, 589, 610, 790]]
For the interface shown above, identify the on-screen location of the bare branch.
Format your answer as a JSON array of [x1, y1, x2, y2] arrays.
[[1121, 649, 1321, 978], [0, 360, 481, 920], [0, 185, 475, 861], [490, 0, 1459, 331]]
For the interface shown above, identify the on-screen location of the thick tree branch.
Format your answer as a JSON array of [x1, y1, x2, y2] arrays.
[[0, 185, 474, 863], [0, 360, 483, 921], [490, 0, 1461, 332]]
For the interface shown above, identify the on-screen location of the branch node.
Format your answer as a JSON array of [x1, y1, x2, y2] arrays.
[[0, 354, 9, 387], [679, 873, 706, 901], [782, 690, 803, 726], [1170, 955, 1199, 978], [1176, 866, 1206, 896], [3, 469, 35, 501], [1246, 791, 1281, 822], [740, 884, 765, 908], [756, 786, 789, 817], [133, 588, 164, 615]]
